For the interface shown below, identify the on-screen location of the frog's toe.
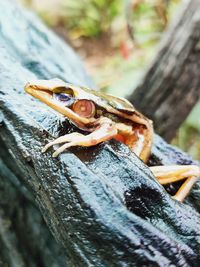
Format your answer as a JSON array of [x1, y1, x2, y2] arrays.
[[53, 143, 74, 157], [42, 132, 84, 153], [42, 143, 51, 153]]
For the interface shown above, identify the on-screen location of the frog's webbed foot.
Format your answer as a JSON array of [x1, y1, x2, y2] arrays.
[[150, 165, 200, 202], [43, 119, 118, 158]]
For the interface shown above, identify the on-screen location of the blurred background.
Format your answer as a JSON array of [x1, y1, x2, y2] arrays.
[[20, 0, 200, 160]]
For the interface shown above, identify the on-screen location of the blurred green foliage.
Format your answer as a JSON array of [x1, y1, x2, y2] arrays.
[[128, 1, 167, 44], [173, 103, 200, 160], [61, 0, 121, 37], [30, 0, 122, 38]]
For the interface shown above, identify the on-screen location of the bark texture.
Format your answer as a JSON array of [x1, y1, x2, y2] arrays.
[[0, 161, 67, 267], [0, 1, 200, 266], [128, 0, 200, 141]]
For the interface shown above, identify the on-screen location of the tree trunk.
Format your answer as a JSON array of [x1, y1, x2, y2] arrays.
[[128, 0, 200, 141], [1, 0, 200, 266], [0, 159, 67, 267]]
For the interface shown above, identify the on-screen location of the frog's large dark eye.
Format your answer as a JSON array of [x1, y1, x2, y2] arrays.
[[72, 100, 95, 118], [56, 93, 70, 102], [54, 93, 74, 106]]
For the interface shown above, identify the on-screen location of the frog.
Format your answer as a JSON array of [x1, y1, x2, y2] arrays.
[[25, 78, 200, 202]]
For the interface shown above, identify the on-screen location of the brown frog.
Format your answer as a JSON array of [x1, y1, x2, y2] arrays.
[[25, 78, 200, 202]]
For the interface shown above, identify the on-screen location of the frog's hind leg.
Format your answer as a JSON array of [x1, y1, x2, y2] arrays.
[[150, 165, 200, 202]]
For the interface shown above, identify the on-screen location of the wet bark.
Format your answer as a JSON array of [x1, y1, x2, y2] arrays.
[[128, 0, 200, 141], [0, 160, 67, 267]]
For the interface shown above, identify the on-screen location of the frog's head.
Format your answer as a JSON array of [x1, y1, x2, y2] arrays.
[[25, 79, 96, 129], [25, 78, 135, 130]]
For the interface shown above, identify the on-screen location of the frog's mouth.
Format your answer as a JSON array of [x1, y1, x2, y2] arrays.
[[25, 80, 97, 130]]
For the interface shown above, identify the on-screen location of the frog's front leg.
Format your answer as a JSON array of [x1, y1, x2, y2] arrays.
[[43, 118, 118, 157], [42, 132, 83, 153], [150, 165, 200, 202]]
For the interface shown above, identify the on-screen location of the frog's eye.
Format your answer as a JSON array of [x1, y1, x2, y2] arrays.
[[54, 93, 74, 106], [72, 100, 95, 118], [56, 93, 70, 102]]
